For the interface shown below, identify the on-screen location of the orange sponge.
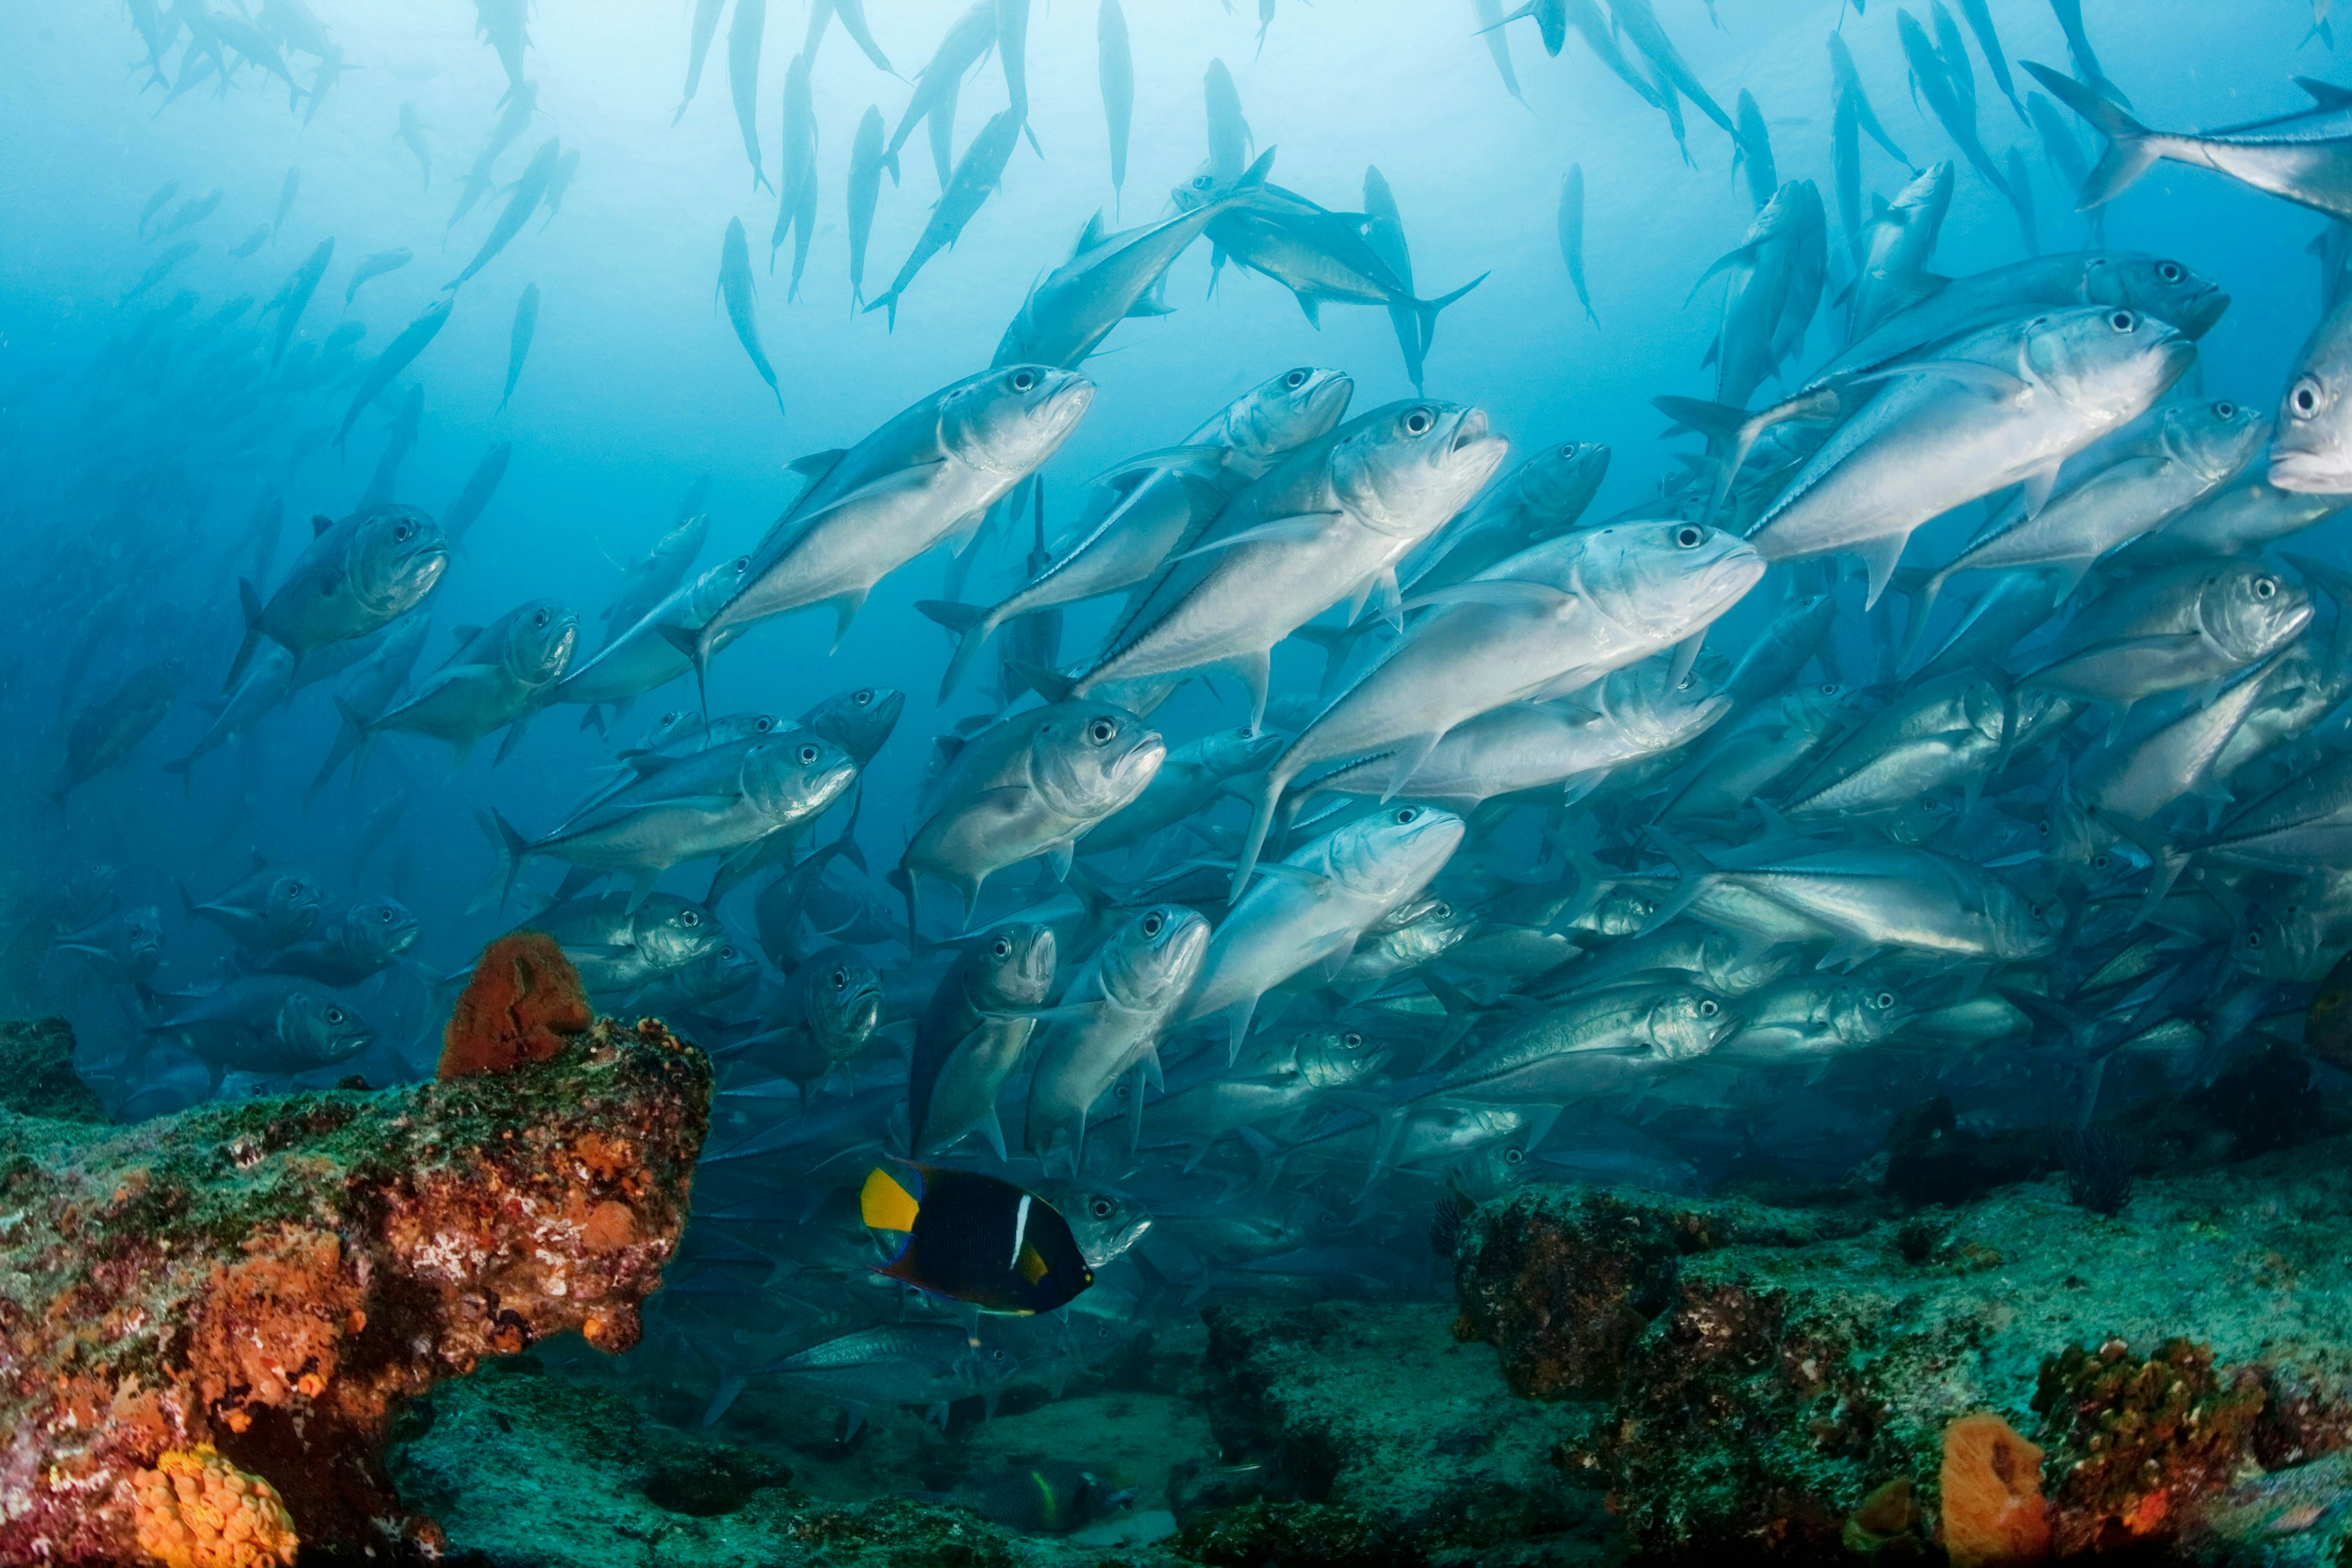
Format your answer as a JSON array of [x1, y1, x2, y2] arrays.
[[1941, 1413, 2051, 1567], [131, 1444, 300, 1568], [439, 930, 592, 1080]]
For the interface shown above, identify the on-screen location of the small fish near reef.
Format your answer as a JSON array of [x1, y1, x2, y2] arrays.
[[860, 1162, 1095, 1314]]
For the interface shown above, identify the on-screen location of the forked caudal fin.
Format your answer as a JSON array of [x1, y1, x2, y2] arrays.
[[2021, 62, 2161, 209]]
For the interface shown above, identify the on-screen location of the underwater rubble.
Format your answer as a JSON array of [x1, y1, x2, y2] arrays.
[[1455, 1147, 2352, 1564], [0, 1006, 708, 1563]]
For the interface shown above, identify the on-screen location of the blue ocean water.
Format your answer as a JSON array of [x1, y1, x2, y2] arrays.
[[7, 0, 2352, 1537]]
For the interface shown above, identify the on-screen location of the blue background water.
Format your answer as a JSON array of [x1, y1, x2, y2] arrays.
[[0, 0, 2335, 1056]]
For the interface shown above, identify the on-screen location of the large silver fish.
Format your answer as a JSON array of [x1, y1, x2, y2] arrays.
[[900, 700, 1165, 927], [1745, 306, 2195, 605], [1076, 400, 1509, 728], [1025, 904, 1209, 1169], [690, 365, 1093, 678]]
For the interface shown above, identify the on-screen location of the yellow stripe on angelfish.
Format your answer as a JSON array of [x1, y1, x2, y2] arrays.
[[860, 1166, 920, 1232]]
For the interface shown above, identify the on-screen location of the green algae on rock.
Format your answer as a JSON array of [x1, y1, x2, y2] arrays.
[[0, 1014, 709, 1564]]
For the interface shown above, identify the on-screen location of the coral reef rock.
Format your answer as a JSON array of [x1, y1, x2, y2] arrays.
[[0, 1013, 709, 1564], [390, 1360, 1176, 1567], [1452, 1141, 2352, 1562], [0, 1013, 106, 1121], [1188, 1298, 1621, 1565]]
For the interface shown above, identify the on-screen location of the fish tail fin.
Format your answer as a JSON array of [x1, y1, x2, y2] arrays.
[[1287, 621, 1364, 698], [1893, 564, 1953, 670], [480, 807, 530, 913], [913, 599, 994, 701], [1005, 660, 1076, 705], [2021, 62, 2158, 208], [162, 754, 197, 791], [657, 621, 715, 721], [222, 578, 265, 693], [1413, 271, 1488, 359], [699, 1376, 748, 1427], [1638, 824, 1719, 935], [308, 696, 371, 799], [1229, 767, 1289, 905], [886, 865, 922, 959]]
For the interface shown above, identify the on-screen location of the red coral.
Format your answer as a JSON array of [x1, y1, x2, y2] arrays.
[[1940, 1414, 2049, 1567], [439, 930, 593, 1080]]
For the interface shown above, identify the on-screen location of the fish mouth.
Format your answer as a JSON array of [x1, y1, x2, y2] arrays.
[[1040, 374, 1098, 434], [2179, 287, 2231, 339], [1115, 734, 1168, 788], [2267, 442, 2352, 495], [1447, 405, 1493, 457], [1303, 372, 1355, 423]]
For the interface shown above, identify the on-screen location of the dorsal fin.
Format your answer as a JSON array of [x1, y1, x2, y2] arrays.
[[2298, 77, 2352, 110], [311, 513, 333, 535], [1073, 209, 1106, 256], [788, 448, 848, 480], [452, 625, 483, 644]]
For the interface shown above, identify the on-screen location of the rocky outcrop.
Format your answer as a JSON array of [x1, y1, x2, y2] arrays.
[[0, 1012, 709, 1564], [1452, 1142, 2352, 1562]]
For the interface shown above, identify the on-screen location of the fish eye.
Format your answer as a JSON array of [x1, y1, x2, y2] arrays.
[[830, 967, 848, 988], [1819, 682, 1838, 695], [2108, 311, 2135, 332], [2029, 904, 2045, 921], [2256, 577, 2278, 599], [2158, 261, 2184, 283], [855, 688, 874, 704], [797, 743, 820, 763], [2038, 818, 2052, 837], [533, 608, 549, 627], [378, 907, 393, 921], [755, 716, 777, 731], [2292, 378, 2324, 418], [680, 910, 701, 926], [2214, 401, 2236, 420], [1395, 807, 1419, 823], [1433, 902, 1450, 917], [662, 711, 679, 725], [1559, 443, 1578, 458], [1698, 998, 1719, 1017], [394, 521, 414, 541], [1088, 718, 1117, 743], [1675, 525, 1703, 548], [992, 937, 1012, 957], [1011, 368, 1038, 392], [1191, 175, 1213, 190], [720, 945, 737, 959], [1090, 1197, 1113, 1218], [1284, 368, 1308, 388], [2248, 930, 2264, 948], [325, 1006, 345, 1024], [1343, 1031, 1363, 1048], [1142, 912, 1164, 937], [1876, 990, 1896, 1009], [1505, 1147, 1525, 1164], [2093, 854, 2112, 872], [1402, 407, 1434, 435], [732, 555, 750, 571]]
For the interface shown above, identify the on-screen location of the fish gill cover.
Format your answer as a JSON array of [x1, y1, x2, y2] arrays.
[[7, 0, 2352, 1561]]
